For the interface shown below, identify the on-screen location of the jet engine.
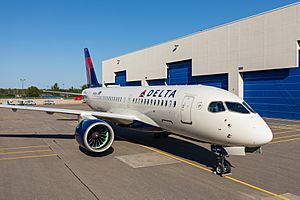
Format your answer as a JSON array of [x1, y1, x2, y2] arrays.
[[75, 119, 114, 153]]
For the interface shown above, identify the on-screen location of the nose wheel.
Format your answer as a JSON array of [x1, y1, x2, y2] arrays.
[[211, 145, 232, 176]]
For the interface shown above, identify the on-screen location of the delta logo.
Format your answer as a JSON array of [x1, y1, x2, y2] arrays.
[[139, 89, 177, 98]]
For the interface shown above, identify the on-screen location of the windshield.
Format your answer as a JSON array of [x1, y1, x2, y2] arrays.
[[242, 102, 256, 113], [208, 101, 226, 113], [225, 102, 250, 114]]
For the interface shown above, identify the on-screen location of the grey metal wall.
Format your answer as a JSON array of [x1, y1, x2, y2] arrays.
[[102, 3, 300, 98]]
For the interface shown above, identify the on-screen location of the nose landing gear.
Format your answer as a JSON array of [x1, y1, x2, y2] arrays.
[[211, 145, 232, 176]]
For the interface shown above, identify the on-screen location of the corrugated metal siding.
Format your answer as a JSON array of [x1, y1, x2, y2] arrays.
[[126, 80, 142, 86], [167, 60, 191, 85], [147, 59, 228, 90], [244, 68, 300, 120], [147, 79, 166, 86], [190, 74, 228, 90], [115, 71, 126, 86]]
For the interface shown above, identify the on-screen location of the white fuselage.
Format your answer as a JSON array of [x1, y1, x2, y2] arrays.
[[83, 85, 273, 147]]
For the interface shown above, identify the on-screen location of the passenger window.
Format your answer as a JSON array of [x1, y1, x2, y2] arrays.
[[157, 100, 160, 106], [154, 99, 156, 105], [225, 102, 250, 114], [169, 100, 172, 107], [208, 101, 226, 113], [165, 100, 168, 107], [173, 101, 176, 107], [161, 100, 164, 106], [147, 99, 150, 105], [150, 99, 153, 105]]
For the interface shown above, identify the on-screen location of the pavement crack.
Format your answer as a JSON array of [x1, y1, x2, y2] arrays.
[[63, 162, 100, 200], [44, 139, 100, 200]]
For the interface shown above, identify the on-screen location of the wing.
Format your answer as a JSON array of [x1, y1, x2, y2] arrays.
[[43, 90, 85, 96], [0, 104, 136, 125]]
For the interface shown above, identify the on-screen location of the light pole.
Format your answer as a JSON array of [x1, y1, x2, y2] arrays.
[[20, 78, 26, 97]]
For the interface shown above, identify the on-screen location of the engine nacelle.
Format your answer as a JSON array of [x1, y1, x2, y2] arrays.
[[75, 119, 114, 153]]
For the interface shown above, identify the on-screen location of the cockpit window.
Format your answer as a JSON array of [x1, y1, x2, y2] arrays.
[[242, 101, 256, 113], [225, 102, 250, 114], [208, 101, 226, 113]]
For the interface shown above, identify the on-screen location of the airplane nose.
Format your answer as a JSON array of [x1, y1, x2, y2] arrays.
[[252, 125, 273, 146]]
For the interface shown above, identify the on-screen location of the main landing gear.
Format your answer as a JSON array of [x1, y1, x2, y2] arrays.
[[211, 145, 232, 176]]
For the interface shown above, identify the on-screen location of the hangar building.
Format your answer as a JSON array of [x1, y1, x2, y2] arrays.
[[102, 3, 300, 120]]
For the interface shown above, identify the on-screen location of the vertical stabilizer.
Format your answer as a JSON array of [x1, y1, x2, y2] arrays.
[[84, 48, 100, 88]]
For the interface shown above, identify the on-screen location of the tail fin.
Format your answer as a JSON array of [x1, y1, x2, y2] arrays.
[[84, 48, 100, 88]]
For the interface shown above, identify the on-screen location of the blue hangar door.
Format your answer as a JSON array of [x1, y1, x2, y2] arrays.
[[244, 68, 300, 120], [167, 59, 228, 90], [189, 74, 228, 90], [115, 71, 126, 86], [167, 60, 191, 85]]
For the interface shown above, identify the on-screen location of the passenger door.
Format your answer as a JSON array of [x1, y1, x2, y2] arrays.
[[180, 96, 194, 124]]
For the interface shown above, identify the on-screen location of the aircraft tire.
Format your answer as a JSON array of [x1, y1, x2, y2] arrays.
[[215, 165, 224, 175], [223, 164, 231, 174]]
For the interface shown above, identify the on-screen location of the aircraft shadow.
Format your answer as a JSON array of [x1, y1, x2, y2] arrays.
[[0, 133, 75, 139], [0, 129, 218, 169], [113, 126, 218, 170], [79, 146, 114, 157], [0, 133, 128, 142]]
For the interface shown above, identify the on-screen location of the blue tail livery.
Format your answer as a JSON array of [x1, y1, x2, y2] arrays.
[[84, 48, 100, 88]]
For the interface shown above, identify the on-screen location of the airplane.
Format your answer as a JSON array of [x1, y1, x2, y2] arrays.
[[0, 48, 273, 176]]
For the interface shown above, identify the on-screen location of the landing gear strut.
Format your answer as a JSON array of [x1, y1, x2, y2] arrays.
[[211, 145, 232, 176], [154, 132, 169, 138], [154, 132, 161, 138]]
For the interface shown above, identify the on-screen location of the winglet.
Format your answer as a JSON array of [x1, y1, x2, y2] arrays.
[[84, 48, 100, 88]]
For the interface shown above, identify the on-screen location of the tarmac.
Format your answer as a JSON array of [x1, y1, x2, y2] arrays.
[[0, 104, 299, 200]]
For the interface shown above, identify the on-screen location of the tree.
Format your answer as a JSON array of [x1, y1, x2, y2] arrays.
[[26, 86, 40, 97], [81, 84, 89, 90], [51, 83, 60, 91]]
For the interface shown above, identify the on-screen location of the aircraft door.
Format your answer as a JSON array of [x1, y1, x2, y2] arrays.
[[127, 94, 132, 108], [181, 96, 194, 124]]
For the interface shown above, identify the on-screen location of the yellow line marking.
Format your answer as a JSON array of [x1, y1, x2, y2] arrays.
[[139, 144, 211, 172], [264, 117, 300, 123], [270, 137, 300, 144], [224, 176, 289, 200], [273, 129, 300, 135], [269, 123, 300, 128], [270, 126, 300, 131], [138, 144, 288, 200], [0, 154, 57, 161], [273, 134, 300, 140], [0, 149, 52, 155], [0, 145, 49, 151]]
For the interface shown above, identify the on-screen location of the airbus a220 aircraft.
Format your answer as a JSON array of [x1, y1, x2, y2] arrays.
[[0, 48, 273, 175]]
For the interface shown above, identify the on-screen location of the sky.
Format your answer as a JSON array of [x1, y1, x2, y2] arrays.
[[0, 0, 299, 89]]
